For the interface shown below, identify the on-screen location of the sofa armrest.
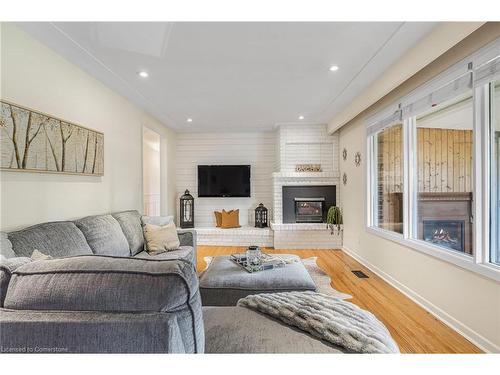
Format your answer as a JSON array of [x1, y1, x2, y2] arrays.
[[1, 257, 32, 307], [0, 309, 188, 353], [4, 256, 199, 313], [177, 229, 197, 249]]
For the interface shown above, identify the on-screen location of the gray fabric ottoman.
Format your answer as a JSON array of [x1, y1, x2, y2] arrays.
[[199, 255, 316, 306]]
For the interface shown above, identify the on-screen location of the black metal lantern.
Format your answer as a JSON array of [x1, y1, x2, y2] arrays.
[[180, 189, 194, 228], [255, 203, 268, 228]]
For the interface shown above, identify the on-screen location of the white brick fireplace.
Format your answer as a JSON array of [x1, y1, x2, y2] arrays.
[[270, 124, 342, 249]]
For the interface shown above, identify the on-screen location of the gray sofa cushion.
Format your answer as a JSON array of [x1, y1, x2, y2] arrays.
[[0, 232, 16, 259], [134, 246, 195, 265], [0, 257, 32, 307], [4, 255, 199, 313], [75, 215, 129, 256], [203, 306, 344, 353], [8, 222, 93, 258], [112, 210, 144, 256], [199, 255, 317, 306]]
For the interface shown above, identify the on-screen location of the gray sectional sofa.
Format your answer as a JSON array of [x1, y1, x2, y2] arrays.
[[0, 210, 202, 353], [0, 210, 363, 354]]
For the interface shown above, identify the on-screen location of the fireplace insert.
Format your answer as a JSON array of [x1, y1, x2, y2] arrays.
[[294, 198, 325, 223], [423, 220, 465, 253]]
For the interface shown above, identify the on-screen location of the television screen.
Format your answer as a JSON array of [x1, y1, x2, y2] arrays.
[[198, 165, 251, 197]]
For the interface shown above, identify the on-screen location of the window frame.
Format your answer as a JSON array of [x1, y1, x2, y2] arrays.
[[369, 122, 405, 234], [365, 39, 500, 283]]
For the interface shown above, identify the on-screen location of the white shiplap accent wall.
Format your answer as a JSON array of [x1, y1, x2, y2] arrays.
[[176, 132, 275, 227]]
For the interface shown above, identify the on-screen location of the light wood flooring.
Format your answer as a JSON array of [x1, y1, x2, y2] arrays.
[[197, 246, 482, 354]]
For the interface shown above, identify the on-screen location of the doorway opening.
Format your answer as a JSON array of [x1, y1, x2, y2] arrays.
[[143, 127, 161, 216]]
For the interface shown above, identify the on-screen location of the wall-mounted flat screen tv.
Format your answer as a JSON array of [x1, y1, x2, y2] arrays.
[[198, 165, 251, 197]]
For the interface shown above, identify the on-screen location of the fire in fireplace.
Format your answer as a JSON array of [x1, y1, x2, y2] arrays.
[[422, 220, 465, 253], [294, 198, 325, 223]]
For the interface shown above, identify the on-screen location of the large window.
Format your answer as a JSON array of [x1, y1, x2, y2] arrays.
[[413, 92, 474, 255], [366, 40, 500, 281], [491, 81, 500, 265], [375, 123, 404, 234]]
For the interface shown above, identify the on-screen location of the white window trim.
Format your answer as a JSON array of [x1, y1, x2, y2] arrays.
[[365, 226, 500, 282], [364, 37, 500, 284]]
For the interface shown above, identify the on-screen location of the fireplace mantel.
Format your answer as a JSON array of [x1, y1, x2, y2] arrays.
[[418, 192, 473, 202], [272, 171, 339, 180]]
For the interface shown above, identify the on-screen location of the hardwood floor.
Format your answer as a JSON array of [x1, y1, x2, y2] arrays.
[[197, 245, 482, 354]]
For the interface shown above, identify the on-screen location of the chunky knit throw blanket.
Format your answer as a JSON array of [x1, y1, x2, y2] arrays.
[[237, 291, 399, 354]]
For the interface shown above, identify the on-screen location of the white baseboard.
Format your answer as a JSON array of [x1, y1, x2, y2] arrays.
[[341, 245, 499, 353]]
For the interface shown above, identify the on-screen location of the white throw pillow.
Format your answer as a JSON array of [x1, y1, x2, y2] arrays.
[[143, 223, 180, 255], [141, 215, 174, 227]]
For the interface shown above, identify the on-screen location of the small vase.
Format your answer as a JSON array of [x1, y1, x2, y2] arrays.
[[246, 246, 262, 266]]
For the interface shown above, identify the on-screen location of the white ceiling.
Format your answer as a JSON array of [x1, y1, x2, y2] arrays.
[[18, 22, 437, 132]]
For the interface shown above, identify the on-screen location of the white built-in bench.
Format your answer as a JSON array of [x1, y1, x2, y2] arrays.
[[195, 226, 273, 247], [195, 224, 343, 249]]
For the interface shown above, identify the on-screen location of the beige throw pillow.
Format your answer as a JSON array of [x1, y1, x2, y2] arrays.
[[220, 209, 240, 228], [143, 223, 180, 255], [31, 249, 52, 261]]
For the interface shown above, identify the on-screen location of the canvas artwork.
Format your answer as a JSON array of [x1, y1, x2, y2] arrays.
[[0, 100, 104, 175]]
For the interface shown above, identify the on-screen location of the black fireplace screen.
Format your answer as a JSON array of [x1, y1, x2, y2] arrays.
[[423, 220, 465, 252], [294, 198, 325, 223]]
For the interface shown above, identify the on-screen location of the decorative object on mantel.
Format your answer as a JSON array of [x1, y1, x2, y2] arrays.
[[326, 206, 343, 235], [180, 189, 194, 228], [295, 164, 322, 172], [342, 148, 347, 161], [254, 203, 268, 228], [354, 152, 362, 167], [0, 100, 104, 175], [342, 172, 348, 185]]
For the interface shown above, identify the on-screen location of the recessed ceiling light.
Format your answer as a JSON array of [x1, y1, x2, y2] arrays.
[[298, 115, 305, 120], [138, 71, 149, 78], [187, 118, 193, 123], [329, 65, 339, 72]]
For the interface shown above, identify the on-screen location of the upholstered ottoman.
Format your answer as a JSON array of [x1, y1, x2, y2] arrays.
[[199, 255, 317, 306]]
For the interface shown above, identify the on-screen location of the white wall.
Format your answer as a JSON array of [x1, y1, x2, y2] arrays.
[[337, 23, 500, 352], [0, 24, 177, 231], [175, 132, 275, 227]]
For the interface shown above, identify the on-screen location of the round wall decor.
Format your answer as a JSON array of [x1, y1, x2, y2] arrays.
[[342, 148, 347, 161], [342, 172, 348, 185], [354, 152, 362, 167]]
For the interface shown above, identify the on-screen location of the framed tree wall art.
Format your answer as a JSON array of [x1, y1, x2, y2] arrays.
[[0, 100, 104, 176]]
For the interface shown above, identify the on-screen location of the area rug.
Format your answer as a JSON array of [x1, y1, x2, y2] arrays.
[[202, 255, 352, 300]]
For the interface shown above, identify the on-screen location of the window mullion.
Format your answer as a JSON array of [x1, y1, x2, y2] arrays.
[[473, 84, 489, 264], [403, 117, 413, 239], [370, 135, 378, 228], [365, 135, 374, 228]]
